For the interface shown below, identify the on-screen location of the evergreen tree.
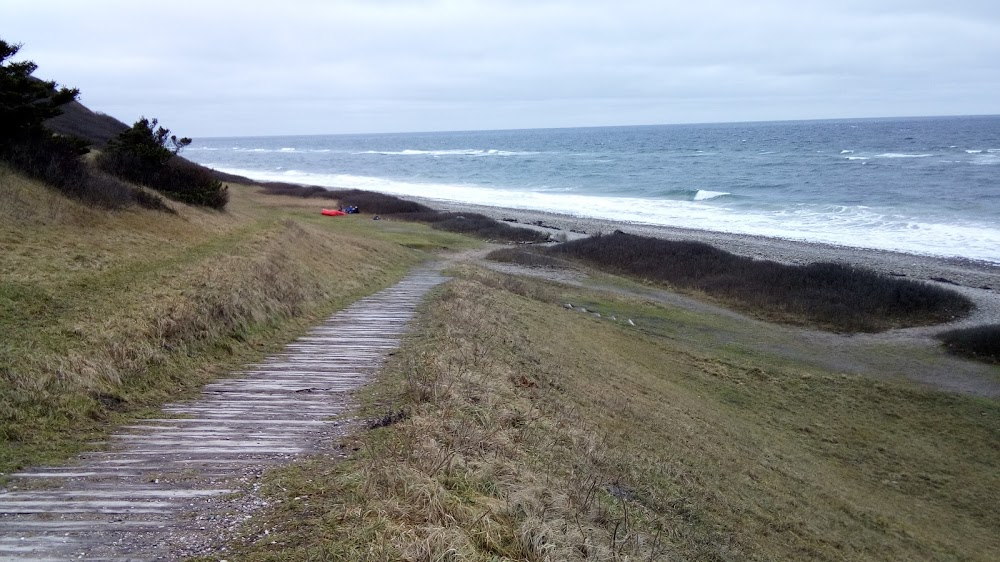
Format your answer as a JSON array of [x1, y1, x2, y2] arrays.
[[0, 38, 79, 143]]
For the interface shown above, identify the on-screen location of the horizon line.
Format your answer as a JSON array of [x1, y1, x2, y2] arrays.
[[195, 113, 1000, 140]]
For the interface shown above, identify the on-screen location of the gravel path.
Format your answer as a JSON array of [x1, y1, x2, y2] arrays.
[[0, 265, 448, 561]]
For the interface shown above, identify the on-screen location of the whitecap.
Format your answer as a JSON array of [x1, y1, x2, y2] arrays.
[[966, 149, 983, 154], [875, 153, 932, 159], [840, 150, 854, 154], [693, 190, 730, 201], [356, 148, 538, 157], [279, 147, 296, 152]]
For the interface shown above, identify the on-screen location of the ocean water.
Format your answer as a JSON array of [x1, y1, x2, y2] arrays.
[[184, 116, 1000, 263]]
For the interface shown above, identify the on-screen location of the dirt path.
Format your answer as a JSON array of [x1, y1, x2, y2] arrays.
[[484, 261, 1000, 398], [0, 265, 449, 561]]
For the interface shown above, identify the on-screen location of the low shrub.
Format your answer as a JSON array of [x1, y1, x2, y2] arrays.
[[546, 231, 973, 332], [487, 247, 571, 268], [0, 133, 88, 192], [408, 211, 550, 243], [259, 182, 336, 199], [154, 159, 228, 209], [84, 170, 172, 212], [97, 117, 228, 210], [98, 147, 226, 210], [938, 325, 1000, 364], [260, 183, 548, 242], [259, 184, 432, 214], [0, 135, 166, 210], [324, 189, 433, 214]]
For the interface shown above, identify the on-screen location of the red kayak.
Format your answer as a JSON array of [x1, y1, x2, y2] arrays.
[[321, 209, 347, 216]]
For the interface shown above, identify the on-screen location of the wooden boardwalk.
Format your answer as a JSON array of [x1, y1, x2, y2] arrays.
[[0, 266, 448, 561]]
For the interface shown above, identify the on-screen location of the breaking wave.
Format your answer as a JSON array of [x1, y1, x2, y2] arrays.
[[693, 190, 730, 201], [875, 153, 932, 159]]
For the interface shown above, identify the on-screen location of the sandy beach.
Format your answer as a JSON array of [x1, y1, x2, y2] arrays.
[[415, 197, 1000, 328]]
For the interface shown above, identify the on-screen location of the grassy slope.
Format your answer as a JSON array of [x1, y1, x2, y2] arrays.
[[212, 266, 1000, 561], [0, 165, 475, 474]]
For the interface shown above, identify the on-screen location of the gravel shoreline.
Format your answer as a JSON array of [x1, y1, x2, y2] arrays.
[[411, 197, 1000, 327]]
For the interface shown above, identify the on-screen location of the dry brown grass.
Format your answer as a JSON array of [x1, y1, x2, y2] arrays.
[[0, 166, 474, 472], [213, 265, 1000, 561]]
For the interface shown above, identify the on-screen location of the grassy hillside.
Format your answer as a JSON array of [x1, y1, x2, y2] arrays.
[[0, 165, 475, 474], [208, 266, 1000, 561]]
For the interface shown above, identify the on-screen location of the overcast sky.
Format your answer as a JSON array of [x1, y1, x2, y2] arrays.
[[6, 0, 1000, 137]]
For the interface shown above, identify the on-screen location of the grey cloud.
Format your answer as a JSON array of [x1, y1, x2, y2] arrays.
[[4, 0, 999, 136]]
